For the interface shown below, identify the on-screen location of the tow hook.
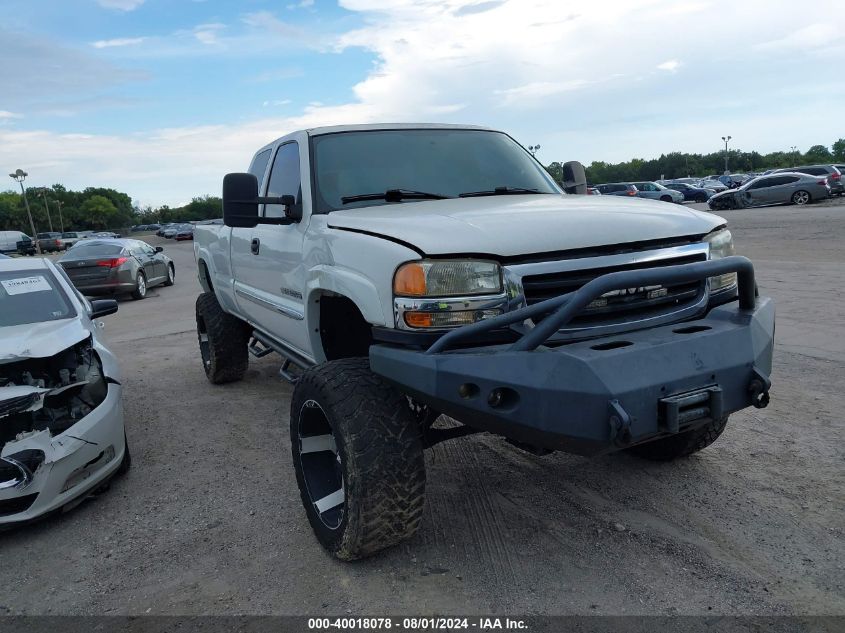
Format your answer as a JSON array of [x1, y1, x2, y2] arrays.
[[748, 367, 771, 409], [608, 400, 633, 446]]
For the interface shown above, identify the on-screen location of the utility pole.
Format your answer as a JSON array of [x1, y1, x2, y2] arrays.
[[721, 135, 732, 174], [55, 200, 65, 233], [528, 144, 541, 157], [8, 169, 41, 254], [38, 189, 54, 232], [790, 146, 798, 165]]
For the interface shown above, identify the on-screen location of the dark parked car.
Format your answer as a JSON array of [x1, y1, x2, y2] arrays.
[[708, 172, 830, 210], [16, 235, 36, 256], [37, 232, 64, 252], [772, 165, 843, 196], [665, 182, 713, 203], [594, 183, 639, 197], [58, 239, 175, 300], [175, 225, 194, 241]]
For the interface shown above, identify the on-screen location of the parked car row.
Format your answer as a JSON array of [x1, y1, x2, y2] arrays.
[[707, 172, 832, 210], [593, 181, 684, 203]]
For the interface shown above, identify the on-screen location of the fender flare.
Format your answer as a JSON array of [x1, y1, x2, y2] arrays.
[[305, 265, 387, 327]]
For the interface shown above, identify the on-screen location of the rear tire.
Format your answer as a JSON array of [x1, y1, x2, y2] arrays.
[[627, 416, 729, 461], [660, 195, 672, 202], [130, 272, 147, 300], [695, 194, 708, 203], [290, 358, 426, 561], [791, 190, 811, 205], [116, 433, 132, 476], [195, 292, 251, 384]]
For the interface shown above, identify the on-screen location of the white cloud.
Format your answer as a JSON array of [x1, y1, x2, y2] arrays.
[[0, 111, 22, 119], [97, 0, 146, 11], [3, 0, 843, 205], [262, 99, 292, 107], [656, 59, 681, 72], [91, 37, 147, 49], [287, 0, 315, 8]]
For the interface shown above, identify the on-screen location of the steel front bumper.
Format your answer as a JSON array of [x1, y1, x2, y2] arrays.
[[369, 256, 775, 456]]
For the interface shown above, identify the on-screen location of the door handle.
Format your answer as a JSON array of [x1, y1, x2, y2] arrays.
[[251, 237, 260, 255]]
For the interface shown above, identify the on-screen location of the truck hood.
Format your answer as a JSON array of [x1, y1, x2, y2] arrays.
[[0, 318, 91, 362], [326, 194, 723, 257]]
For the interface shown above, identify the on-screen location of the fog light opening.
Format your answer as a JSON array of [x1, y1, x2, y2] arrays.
[[458, 383, 479, 399], [487, 387, 519, 409]]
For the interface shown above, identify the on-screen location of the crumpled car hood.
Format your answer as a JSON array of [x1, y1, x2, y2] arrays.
[[0, 318, 91, 362], [326, 194, 723, 257]]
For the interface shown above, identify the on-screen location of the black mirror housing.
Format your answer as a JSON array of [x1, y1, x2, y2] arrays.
[[155, 246, 164, 253], [223, 172, 260, 228], [89, 298, 118, 319], [562, 161, 588, 195]]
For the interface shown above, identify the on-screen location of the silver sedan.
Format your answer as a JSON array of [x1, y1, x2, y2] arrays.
[[708, 172, 830, 210]]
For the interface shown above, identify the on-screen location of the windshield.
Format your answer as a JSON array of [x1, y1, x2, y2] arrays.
[[0, 268, 76, 327], [311, 129, 560, 212]]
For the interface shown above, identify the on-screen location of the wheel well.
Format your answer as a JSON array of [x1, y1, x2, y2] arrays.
[[198, 259, 213, 292], [319, 295, 373, 361]]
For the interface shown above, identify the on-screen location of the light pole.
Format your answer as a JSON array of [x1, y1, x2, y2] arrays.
[[37, 189, 54, 232], [528, 144, 541, 157], [54, 200, 65, 233], [790, 145, 798, 165], [721, 135, 732, 174], [8, 169, 41, 254]]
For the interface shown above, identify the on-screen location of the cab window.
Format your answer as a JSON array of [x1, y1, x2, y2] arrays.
[[265, 142, 302, 218]]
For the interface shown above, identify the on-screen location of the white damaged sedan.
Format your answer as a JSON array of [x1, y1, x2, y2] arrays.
[[1, 257, 129, 525]]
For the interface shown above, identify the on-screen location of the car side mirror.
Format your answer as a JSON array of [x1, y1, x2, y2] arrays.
[[223, 172, 260, 228], [561, 161, 588, 195], [89, 298, 118, 319], [155, 246, 164, 253]]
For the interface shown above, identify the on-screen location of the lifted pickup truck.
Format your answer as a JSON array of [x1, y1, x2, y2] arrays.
[[194, 124, 774, 560]]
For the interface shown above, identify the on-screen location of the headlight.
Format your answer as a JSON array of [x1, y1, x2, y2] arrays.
[[705, 228, 737, 292], [393, 260, 505, 329], [394, 260, 502, 297]]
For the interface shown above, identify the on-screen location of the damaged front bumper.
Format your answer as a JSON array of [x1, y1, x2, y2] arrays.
[[369, 256, 775, 456], [0, 338, 127, 525]]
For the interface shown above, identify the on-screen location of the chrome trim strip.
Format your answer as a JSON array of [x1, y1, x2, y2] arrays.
[[394, 293, 509, 330], [235, 285, 304, 320]]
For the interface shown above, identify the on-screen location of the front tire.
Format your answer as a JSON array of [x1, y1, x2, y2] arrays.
[[195, 292, 251, 384], [164, 263, 175, 286], [660, 195, 672, 203], [791, 190, 811, 205], [627, 416, 729, 461], [131, 272, 147, 300], [291, 358, 426, 561]]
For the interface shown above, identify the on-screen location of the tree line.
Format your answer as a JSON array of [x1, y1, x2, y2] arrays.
[[0, 185, 223, 234], [545, 139, 845, 186]]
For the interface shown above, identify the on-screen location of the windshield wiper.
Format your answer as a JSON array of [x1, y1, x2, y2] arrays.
[[458, 186, 544, 198], [341, 189, 451, 204]]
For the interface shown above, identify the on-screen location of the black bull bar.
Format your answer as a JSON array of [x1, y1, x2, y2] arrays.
[[369, 256, 774, 455]]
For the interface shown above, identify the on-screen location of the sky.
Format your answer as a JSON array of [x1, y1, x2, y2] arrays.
[[1, 0, 843, 207]]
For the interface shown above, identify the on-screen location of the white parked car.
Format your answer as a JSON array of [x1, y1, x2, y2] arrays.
[[1, 257, 130, 525]]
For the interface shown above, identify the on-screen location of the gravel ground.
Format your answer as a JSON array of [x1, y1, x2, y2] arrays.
[[1, 198, 843, 616]]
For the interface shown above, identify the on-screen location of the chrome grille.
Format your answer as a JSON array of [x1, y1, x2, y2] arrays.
[[521, 252, 707, 326]]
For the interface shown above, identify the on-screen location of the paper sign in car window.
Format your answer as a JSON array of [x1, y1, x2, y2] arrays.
[[1, 275, 53, 295]]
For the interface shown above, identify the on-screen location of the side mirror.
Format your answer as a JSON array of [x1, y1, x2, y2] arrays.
[[155, 246, 164, 253], [561, 161, 588, 195], [89, 298, 118, 319], [223, 172, 260, 228]]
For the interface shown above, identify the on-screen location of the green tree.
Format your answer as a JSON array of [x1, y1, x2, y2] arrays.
[[80, 195, 118, 229], [804, 144, 832, 164], [831, 139, 845, 162]]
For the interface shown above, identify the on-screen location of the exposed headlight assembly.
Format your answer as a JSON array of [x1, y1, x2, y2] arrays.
[[705, 228, 737, 293], [393, 260, 505, 329]]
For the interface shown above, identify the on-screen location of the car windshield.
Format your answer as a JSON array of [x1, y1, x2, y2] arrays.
[[0, 268, 76, 327], [311, 129, 560, 212]]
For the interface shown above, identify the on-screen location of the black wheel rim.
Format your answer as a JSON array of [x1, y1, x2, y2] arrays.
[[297, 399, 344, 530]]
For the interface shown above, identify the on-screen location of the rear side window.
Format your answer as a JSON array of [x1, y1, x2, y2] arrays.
[[265, 142, 302, 218], [249, 149, 273, 189], [799, 167, 825, 175]]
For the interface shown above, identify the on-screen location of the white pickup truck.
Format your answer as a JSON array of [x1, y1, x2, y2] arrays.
[[193, 123, 774, 561]]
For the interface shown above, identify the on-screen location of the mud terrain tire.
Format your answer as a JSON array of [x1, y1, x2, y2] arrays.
[[195, 292, 251, 384], [290, 358, 426, 561], [627, 416, 729, 461]]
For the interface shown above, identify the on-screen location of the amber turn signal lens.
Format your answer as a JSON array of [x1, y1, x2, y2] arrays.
[[394, 262, 427, 296], [404, 311, 434, 328]]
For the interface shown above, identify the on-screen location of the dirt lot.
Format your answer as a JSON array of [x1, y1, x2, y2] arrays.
[[2, 200, 844, 616]]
